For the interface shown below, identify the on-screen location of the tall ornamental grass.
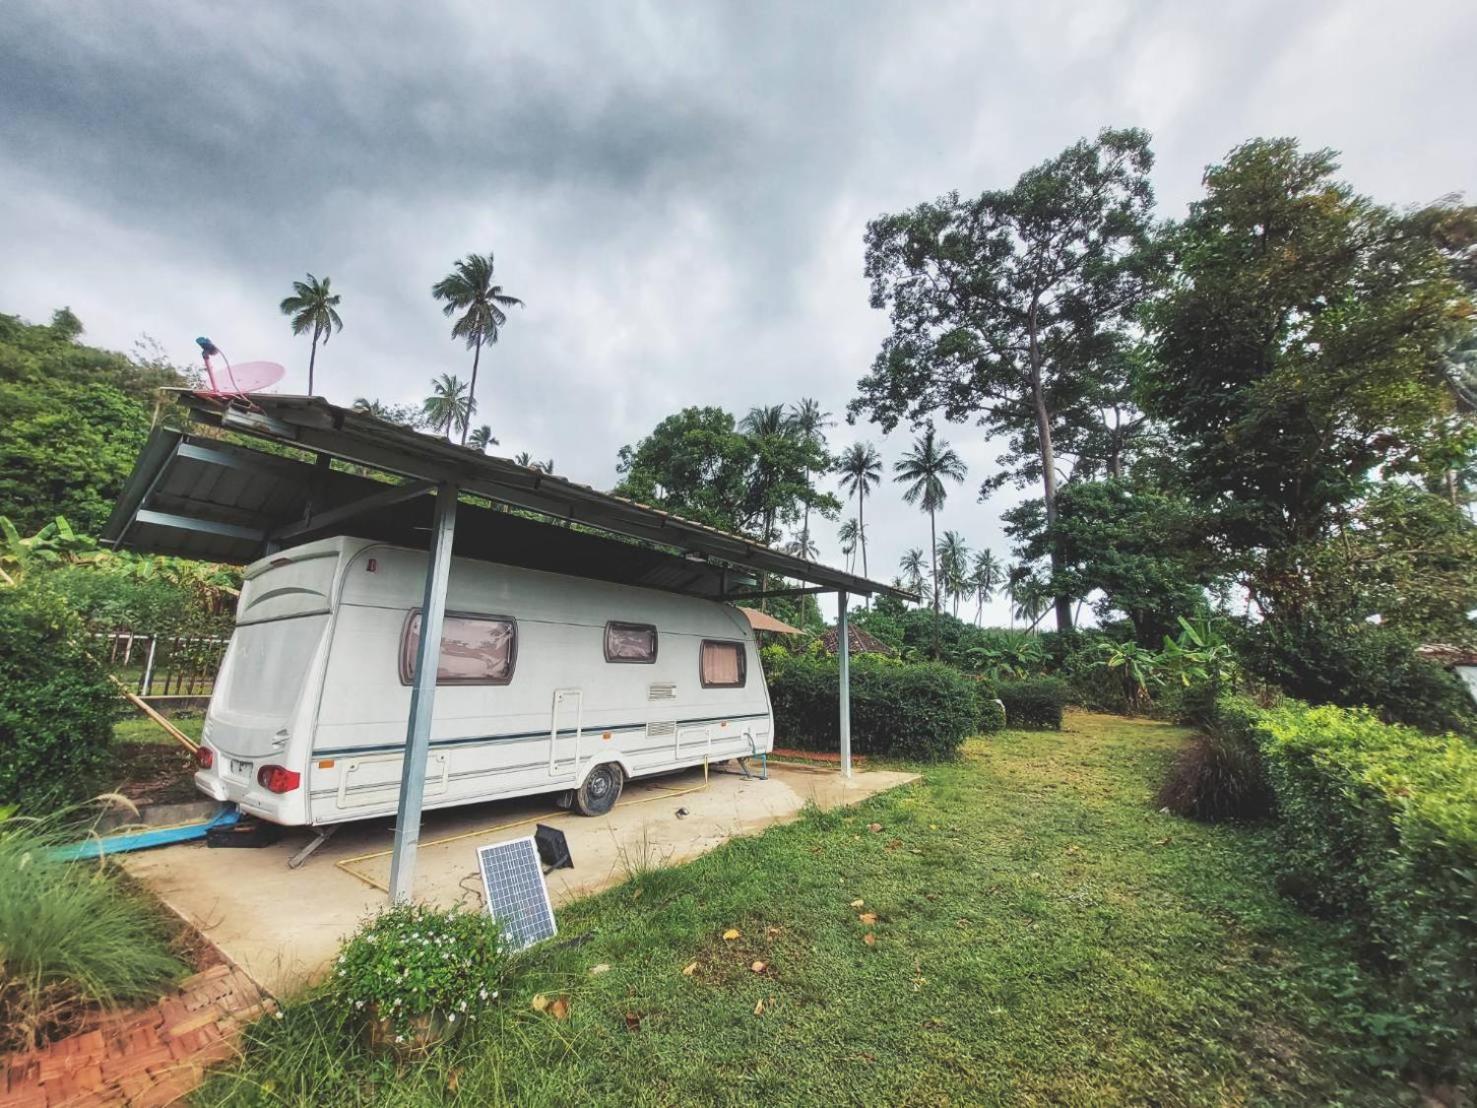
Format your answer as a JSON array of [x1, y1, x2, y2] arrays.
[[0, 807, 184, 1050]]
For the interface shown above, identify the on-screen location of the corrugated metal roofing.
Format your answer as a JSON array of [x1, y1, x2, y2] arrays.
[[102, 392, 914, 603]]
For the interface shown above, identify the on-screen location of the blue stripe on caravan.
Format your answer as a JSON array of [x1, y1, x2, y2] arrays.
[[312, 712, 770, 758]]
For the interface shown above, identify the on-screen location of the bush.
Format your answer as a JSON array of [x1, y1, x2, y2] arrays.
[[1156, 713, 1273, 823], [0, 585, 116, 812], [1239, 616, 1475, 736], [765, 654, 977, 759], [0, 809, 184, 1051], [973, 682, 1006, 733], [996, 677, 1068, 730], [1235, 696, 1477, 1079], [334, 903, 510, 1050]]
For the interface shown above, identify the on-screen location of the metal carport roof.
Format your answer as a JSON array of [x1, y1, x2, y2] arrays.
[[103, 391, 911, 603]]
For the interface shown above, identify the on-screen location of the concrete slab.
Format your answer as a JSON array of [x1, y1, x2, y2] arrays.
[[123, 763, 917, 997]]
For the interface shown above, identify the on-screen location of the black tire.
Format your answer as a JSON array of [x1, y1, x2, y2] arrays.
[[574, 762, 623, 816]]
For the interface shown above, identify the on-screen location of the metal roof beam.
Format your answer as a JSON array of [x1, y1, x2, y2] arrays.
[[134, 509, 267, 542], [271, 480, 435, 543]]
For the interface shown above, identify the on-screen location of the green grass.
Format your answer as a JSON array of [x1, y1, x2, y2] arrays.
[[198, 713, 1409, 1106], [112, 714, 204, 745]]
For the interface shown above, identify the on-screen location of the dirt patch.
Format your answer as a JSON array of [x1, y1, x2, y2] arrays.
[[112, 741, 199, 806]]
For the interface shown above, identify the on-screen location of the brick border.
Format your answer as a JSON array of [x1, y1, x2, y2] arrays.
[[2, 964, 272, 1108]]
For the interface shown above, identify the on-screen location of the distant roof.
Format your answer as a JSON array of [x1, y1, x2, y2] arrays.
[[1417, 643, 1477, 667], [102, 392, 914, 603], [738, 607, 804, 635], [820, 624, 894, 655]]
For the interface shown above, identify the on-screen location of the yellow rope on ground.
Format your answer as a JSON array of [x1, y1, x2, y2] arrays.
[[333, 757, 712, 893]]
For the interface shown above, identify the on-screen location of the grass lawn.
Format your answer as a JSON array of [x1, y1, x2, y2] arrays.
[[199, 713, 1406, 1106]]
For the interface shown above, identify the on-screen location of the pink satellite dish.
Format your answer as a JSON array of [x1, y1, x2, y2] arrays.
[[207, 360, 286, 395], [194, 337, 286, 396]]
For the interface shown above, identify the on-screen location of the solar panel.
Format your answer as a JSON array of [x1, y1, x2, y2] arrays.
[[476, 836, 558, 951]]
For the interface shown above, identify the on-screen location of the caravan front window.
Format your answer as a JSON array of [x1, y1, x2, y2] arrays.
[[400, 610, 517, 685]]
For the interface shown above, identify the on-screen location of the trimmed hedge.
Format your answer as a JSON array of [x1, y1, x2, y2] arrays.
[[996, 677, 1067, 730], [0, 585, 115, 811], [1231, 696, 1477, 1079], [765, 654, 976, 760]]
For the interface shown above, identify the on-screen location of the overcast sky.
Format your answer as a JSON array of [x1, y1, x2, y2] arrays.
[[3, 0, 1474, 623]]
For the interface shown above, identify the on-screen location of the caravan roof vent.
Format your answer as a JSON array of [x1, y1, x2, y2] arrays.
[[648, 682, 676, 701]]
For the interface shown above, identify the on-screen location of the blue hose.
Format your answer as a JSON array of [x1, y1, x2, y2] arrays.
[[51, 807, 240, 862]]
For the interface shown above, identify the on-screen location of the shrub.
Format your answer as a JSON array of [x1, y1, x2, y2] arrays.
[[0, 809, 184, 1051], [1156, 716, 1273, 823], [1239, 616, 1475, 736], [973, 682, 1006, 733], [334, 903, 510, 1050], [1236, 696, 1477, 1079], [765, 654, 977, 759], [0, 585, 116, 812], [995, 677, 1068, 730]]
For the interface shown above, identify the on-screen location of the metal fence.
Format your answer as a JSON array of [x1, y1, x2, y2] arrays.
[[96, 632, 229, 697]]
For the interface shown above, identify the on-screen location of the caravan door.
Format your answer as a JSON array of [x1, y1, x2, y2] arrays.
[[548, 688, 582, 782]]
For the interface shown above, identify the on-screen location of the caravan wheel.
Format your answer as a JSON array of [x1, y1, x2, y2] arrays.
[[574, 762, 623, 816]]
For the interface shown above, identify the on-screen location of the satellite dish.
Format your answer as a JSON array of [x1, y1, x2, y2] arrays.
[[194, 336, 286, 396]]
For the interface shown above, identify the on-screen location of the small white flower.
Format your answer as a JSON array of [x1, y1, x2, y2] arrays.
[[395, 1034, 404, 1043], [447, 1013, 456, 1023], [478, 988, 488, 1000], [274, 1010, 284, 1020]]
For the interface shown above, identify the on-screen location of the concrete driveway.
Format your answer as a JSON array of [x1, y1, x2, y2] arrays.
[[123, 763, 917, 996]]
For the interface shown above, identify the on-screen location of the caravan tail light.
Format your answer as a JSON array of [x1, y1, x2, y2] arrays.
[[256, 765, 301, 794], [195, 746, 214, 770]]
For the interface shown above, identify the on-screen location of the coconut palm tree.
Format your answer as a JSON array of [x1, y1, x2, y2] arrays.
[[893, 426, 966, 655], [513, 452, 553, 473], [279, 273, 343, 396], [836, 442, 881, 581], [837, 517, 861, 574], [788, 398, 834, 558], [421, 374, 471, 440], [741, 405, 795, 548], [938, 530, 970, 617], [431, 252, 523, 445], [899, 547, 928, 600], [468, 425, 498, 452], [352, 397, 390, 418], [971, 548, 1003, 625], [786, 531, 819, 560]]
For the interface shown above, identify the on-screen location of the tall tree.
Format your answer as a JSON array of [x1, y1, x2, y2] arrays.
[[468, 425, 498, 452], [789, 398, 835, 558], [899, 547, 928, 600], [893, 426, 966, 653], [837, 518, 861, 574], [741, 405, 796, 548], [431, 253, 522, 445], [279, 274, 343, 396], [937, 530, 970, 617], [514, 452, 553, 473], [971, 548, 1003, 625], [1141, 139, 1469, 619], [421, 373, 471, 440], [836, 442, 882, 580], [852, 128, 1158, 632]]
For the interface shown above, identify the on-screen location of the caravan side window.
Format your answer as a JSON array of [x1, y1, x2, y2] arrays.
[[400, 610, 517, 686], [605, 621, 657, 663], [699, 639, 746, 688]]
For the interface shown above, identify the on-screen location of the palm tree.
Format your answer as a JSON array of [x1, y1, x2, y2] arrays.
[[938, 530, 970, 617], [786, 532, 819, 560], [352, 397, 390, 418], [741, 405, 795, 548], [421, 374, 471, 440], [837, 443, 882, 581], [788, 398, 834, 558], [837, 518, 861, 574], [279, 274, 343, 396], [899, 548, 928, 600], [468, 425, 498, 452], [513, 452, 553, 473], [431, 253, 523, 445], [971, 549, 1003, 625], [893, 426, 967, 655]]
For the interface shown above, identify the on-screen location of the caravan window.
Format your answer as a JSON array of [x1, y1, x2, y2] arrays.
[[699, 640, 746, 688], [400, 611, 517, 686], [605, 621, 657, 663]]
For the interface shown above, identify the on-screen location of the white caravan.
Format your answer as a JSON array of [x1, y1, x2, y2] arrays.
[[192, 536, 774, 826]]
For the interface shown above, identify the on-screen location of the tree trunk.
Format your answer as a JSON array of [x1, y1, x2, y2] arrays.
[[462, 337, 482, 445], [929, 508, 940, 658], [308, 330, 320, 396], [1027, 306, 1072, 634]]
